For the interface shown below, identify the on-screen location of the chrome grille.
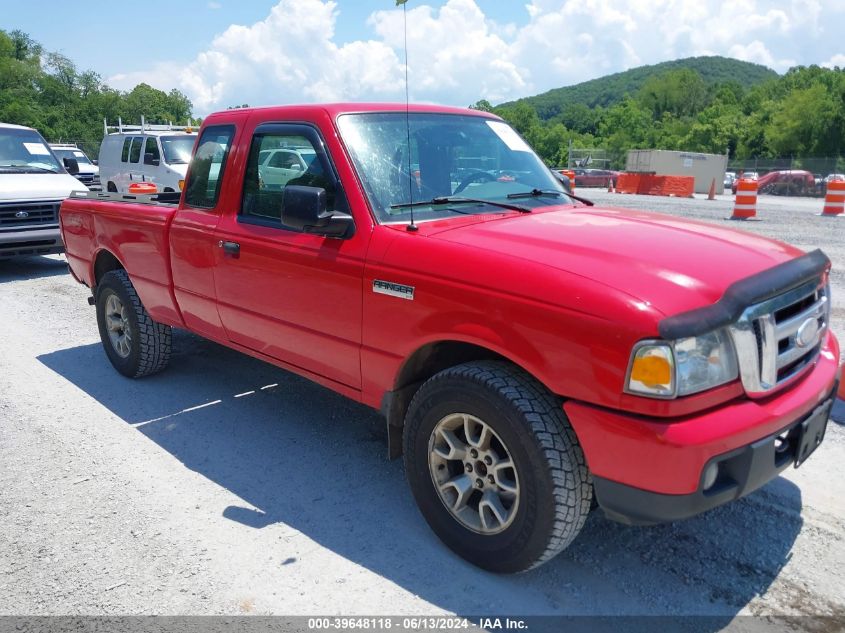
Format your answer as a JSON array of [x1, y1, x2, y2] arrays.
[[730, 279, 829, 397], [75, 172, 100, 186], [0, 201, 60, 228]]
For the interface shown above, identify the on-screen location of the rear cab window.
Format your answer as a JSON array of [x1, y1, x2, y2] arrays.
[[184, 125, 235, 209]]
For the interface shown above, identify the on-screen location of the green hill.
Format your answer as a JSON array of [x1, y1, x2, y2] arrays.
[[501, 56, 778, 120]]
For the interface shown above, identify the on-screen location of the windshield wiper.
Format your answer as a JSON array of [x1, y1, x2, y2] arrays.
[[507, 187, 595, 207], [0, 164, 58, 174], [506, 189, 563, 199], [565, 191, 595, 206], [390, 196, 530, 214]]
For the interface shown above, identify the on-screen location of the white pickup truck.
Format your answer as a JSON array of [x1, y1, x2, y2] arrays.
[[0, 123, 87, 258]]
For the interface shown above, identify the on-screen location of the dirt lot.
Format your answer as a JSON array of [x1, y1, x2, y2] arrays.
[[1, 192, 844, 625]]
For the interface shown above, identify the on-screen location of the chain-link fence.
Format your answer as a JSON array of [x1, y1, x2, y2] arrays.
[[728, 157, 845, 178], [567, 148, 613, 169]]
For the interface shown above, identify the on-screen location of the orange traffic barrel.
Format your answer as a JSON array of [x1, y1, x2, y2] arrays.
[[128, 182, 157, 194], [821, 179, 845, 216], [730, 178, 758, 220], [562, 170, 576, 192]]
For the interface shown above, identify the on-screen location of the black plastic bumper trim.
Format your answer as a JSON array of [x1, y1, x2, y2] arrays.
[[594, 385, 836, 526], [658, 249, 830, 340]]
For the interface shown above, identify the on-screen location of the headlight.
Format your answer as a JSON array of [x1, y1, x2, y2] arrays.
[[626, 328, 738, 398]]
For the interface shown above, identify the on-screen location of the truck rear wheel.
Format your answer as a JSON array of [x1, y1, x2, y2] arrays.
[[96, 269, 171, 378], [403, 361, 591, 573]]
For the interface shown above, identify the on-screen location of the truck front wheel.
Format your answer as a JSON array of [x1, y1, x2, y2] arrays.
[[95, 270, 171, 378], [403, 361, 591, 573]]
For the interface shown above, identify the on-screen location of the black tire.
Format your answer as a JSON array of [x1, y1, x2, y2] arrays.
[[403, 361, 591, 573], [107, 182, 117, 192], [96, 269, 171, 378]]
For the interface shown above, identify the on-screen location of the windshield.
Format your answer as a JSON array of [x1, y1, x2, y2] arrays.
[[52, 148, 92, 165], [160, 135, 196, 165], [0, 128, 63, 173], [337, 113, 569, 223]]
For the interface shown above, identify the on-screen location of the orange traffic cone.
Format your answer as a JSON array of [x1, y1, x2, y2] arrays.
[[707, 178, 716, 201], [821, 179, 845, 216], [728, 178, 758, 220], [608, 178, 615, 193]]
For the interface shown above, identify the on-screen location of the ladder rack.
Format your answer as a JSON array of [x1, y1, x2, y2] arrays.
[[103, 116, 196, 135]]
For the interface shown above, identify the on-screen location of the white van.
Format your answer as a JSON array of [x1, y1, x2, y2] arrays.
[[49, 143, 101, 190], [0, 123, 88, 258], [99, 120, 197, 193]]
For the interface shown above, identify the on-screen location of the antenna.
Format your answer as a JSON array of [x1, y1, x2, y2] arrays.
[[399, 0, 417, 232]]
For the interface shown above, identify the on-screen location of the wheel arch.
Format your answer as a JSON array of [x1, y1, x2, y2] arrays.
[[382, 339, 553, 459], [92, 248, 126, 290]]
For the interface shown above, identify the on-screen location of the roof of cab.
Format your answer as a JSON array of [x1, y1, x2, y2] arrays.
[[202, 102, 501, 123]]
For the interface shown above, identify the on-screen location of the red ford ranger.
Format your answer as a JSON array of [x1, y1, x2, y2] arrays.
[[61, 104, 839, 573]]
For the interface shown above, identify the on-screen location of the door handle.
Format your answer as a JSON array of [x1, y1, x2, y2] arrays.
[[218, 240, 240, 256]]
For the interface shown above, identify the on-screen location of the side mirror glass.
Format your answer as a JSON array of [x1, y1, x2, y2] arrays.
[[281, 185, 354, 239]]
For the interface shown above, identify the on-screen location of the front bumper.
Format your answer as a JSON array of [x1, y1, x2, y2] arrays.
[[0, 226, 63, 258], [592, 390, 834, 525], [565, 331, 839, 525]]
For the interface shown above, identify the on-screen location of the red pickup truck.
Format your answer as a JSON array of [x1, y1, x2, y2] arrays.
[[61, 103, 839, 573]]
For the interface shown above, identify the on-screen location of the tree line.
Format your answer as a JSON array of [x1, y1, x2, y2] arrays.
[[0, 29, 195, 156], [474, 65, 845, 170], [2, 28, 842, 172]]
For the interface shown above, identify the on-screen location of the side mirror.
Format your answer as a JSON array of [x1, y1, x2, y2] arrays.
[[551, 170, 572, 193], [282, 185, 354, 239], [144, 153, 160, 166], [92, 159, 99, 166], [63, 157, 80, 175]]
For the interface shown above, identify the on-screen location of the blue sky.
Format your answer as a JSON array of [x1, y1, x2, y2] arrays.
[[4, 1, 844, 115], [4, 0, 519, 78]]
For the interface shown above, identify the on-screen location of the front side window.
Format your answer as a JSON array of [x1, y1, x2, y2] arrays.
[[144, 137, 160, 163], [337, 113, 569, 224], [241, 129, 334, 227], [184, 125, 234, 209], [0, 127, 63, 173], [128, 137, 142, 163]]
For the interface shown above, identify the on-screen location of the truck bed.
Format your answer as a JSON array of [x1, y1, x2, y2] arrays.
[[68, 190, 182, 207], [61, 191, 183, 326]]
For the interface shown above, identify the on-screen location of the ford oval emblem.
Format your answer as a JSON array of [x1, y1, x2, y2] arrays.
[[796, 318, 820, 348], [15, 210, 30, 219]]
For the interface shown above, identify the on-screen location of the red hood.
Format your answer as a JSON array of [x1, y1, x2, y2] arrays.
[[424, 205, 805, 319]]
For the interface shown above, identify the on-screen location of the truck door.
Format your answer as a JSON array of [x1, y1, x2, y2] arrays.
[[127, 136, 145, 186], [212, 122, 366, 391], [169, 124, 237, 340], [143, 137, 162, 189]]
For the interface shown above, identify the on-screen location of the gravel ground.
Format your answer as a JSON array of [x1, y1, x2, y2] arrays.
[[1, 192, 844, 624]]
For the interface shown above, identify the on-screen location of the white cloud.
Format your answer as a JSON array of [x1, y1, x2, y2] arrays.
[[207, 1, 222, 9], [117, 0, 845, 115], [107, 62, 183, 93], [822, 53, 845, 69]]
